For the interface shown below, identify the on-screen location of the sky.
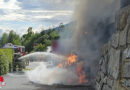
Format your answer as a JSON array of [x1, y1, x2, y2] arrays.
[[0, 0, 77, 36]]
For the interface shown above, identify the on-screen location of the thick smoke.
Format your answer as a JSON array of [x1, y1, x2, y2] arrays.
[[24, 0, 121, 86], [58, 0, 120, 83], [74, 0, 120, 80]]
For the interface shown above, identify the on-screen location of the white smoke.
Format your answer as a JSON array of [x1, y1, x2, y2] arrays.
[[20, 52, 79, 85], [26, 62, 78, 85]]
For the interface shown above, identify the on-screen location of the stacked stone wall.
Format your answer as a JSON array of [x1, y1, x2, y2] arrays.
[[96, 5, 130, 90]]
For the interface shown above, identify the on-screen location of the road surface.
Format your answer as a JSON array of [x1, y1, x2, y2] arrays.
[[2, 72, 95, 90]]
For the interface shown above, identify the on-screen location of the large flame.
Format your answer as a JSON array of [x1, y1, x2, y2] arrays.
[[77, 62, 88, 84], [57, 53, 88, 84], [67, 53, 77, 65]]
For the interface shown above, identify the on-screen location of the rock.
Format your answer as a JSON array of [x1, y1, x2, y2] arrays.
[[96, 72, 101, 82], [107, 78, 113, 87], [99, 57, 104, 65], [96, 82, 101, 90], [108, 48, 120, 79], [115, 11, 120, 31], [96, 75, 101, 83], [101, 44, 108, 56], [102, 85, 111, 90], [119, 25, 127, 46], [111, 32, 119, 48], [119, 8, 129, 31], [127, 17, 130, 44], [121, 79, 130, 88], [103, 77, 107, 84], [124, 80, 130, 87], [122, 62, 130, 78], [127, 15, 130, 25], [123, 48, 130, 59], [127, 29, 130, 44], [100, 59, 107, 75], [100, 72, 105, 80]]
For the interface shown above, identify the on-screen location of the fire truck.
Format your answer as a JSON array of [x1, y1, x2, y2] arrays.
[[3, 43, 26, 71], [3, 43, 25, 56]]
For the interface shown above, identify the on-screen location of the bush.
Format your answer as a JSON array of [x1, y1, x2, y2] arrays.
[[0, 48, 14, 75], [34, 44, 47, 51]]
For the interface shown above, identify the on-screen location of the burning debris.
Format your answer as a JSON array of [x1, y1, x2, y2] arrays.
[[57, 53, 77, 68], [57, 53, 88, 85], [76, 62, 88, 84]]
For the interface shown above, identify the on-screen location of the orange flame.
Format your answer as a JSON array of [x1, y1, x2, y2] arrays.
[[57, 53, 77, 68], [67, 53, 77, 65], [77, 64, 88, 84], [58, 63, 63, 68], [57, 53, 88, 84]]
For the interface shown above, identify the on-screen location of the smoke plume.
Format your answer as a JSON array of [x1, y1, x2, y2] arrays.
[[58, 0, 120, 83], [24, 0, 121, 86]]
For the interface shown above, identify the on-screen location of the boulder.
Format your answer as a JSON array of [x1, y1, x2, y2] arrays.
[[119, 26, 127, 46], [122, 62, 130, 78], [108, 48, 120, 79], [111, 32, 119, 48]]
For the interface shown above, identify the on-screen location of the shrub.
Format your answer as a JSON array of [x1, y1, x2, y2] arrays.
[[34, 44, 47, 51], [0, 48, 14, 75]]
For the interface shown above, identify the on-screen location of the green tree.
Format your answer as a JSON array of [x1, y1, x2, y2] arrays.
[[45, 40, 51, 46], [50, 30, 59, 40], [8, 30, 21, 45], [22, 26, 60, 52], [59, 23, 64, 31], [22, 27, 34, 43], [24, 33, 40, 52], [34, 43, 46, 51], [0, 33, 8, 47]]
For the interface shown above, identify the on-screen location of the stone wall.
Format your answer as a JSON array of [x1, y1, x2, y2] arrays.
[[96, 5, 130, 90]]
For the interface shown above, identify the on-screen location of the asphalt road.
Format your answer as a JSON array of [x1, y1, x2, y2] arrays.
[[1, 72, 95, 90]]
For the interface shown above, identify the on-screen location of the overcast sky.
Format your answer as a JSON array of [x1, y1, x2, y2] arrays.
[[0, 0, 77, 36]]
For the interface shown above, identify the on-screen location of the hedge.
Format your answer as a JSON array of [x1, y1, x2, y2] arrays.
[[0, 48, 14, 75]]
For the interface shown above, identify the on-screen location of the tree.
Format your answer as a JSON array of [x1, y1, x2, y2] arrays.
[[22, 26, 60, 52], [23, 33, 41, 52], [27, 27, 33, 34], [22, 27, 34, 44], [50, 30, 59, 40], [59, 23, 64, 31], [45, 40, 51, 46], [34, 43, 46, 51], [0, 33, 8, 47], [8, 30, 21, 45]]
